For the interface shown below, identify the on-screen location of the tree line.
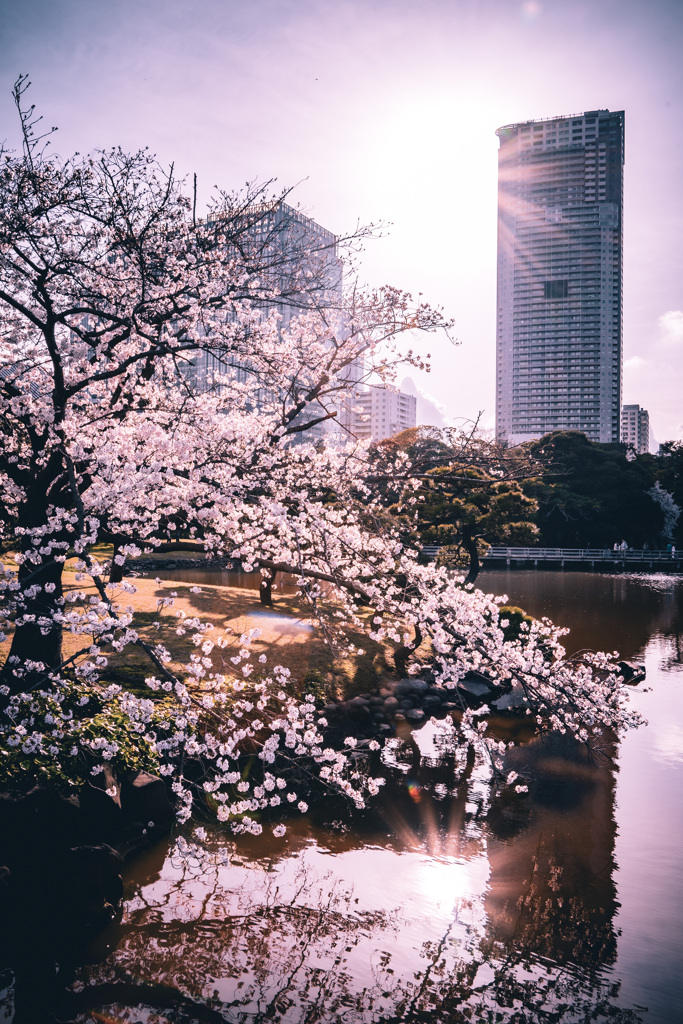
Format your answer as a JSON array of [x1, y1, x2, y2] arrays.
[[370, 426, 682, 579]]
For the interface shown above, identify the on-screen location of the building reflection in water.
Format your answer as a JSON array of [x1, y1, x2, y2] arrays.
[[60, 711, 643, 1024]]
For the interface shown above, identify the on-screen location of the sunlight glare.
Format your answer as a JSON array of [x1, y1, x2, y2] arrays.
[[415, 854, 489, 916]]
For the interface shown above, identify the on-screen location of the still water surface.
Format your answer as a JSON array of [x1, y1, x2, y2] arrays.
[[57, 573, 683, 1021]]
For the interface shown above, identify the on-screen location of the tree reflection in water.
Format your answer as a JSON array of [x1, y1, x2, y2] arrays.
[[58, 717, 644, 1024]]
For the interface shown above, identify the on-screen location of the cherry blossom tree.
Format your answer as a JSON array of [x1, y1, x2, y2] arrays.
[[0, 79, 644, 839]]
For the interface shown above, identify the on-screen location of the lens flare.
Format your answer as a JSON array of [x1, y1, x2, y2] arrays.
[[407, 779, 422, 803]]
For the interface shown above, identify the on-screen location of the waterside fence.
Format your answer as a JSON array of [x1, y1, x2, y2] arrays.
[[422, 546, 683, 572]]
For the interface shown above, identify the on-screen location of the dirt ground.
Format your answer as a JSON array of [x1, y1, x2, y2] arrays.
[[1, 561, 401, 701]]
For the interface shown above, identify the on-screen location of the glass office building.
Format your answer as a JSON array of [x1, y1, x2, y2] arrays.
[[495, 109, 625, 444]]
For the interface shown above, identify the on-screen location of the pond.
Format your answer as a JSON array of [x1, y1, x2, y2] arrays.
[[3, 571, 682, 1023]]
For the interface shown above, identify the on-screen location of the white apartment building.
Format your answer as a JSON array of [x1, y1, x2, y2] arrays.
[[352, 385, 416, 443], [621, 404, 650, 454]]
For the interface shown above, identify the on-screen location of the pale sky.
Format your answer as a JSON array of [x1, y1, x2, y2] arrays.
[[2, 0, 682, 440]]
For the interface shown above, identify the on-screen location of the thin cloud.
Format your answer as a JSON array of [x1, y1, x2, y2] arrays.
[[658, 310, 683, 345], [400, 376, 449, 428]]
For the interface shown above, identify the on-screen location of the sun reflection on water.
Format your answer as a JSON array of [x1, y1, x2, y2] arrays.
[[414, 853, 490, 919]]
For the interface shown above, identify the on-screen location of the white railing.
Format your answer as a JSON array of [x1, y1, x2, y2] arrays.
[[484, 547, 678, 561], [421, 546, 679, 561]]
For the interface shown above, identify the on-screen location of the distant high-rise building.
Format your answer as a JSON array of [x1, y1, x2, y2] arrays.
[[188, 201, 344, 441], [495, 109, 625, 444], [621, 404, 650, 454], [352, 385, 416, 443]]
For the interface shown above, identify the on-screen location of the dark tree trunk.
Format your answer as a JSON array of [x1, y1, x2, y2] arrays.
[[2, 478, 71, 693], [259, 568, 276, 607], [394, 622, 423, 677], [462, 526, 480, 584], [109, 541, 125, 584], [7, 554, 65, 675]]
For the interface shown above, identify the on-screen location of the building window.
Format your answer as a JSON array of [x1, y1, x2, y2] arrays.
[[544, 281, 569, 299]]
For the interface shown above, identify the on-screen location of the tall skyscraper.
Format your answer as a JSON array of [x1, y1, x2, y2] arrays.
[[495, 109, 625, 444]]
